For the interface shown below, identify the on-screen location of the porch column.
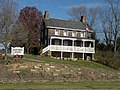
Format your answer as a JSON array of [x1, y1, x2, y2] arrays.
[[93, 41, 95, 60], [50, 37, 52, 45], [92, 54, 94, 60], [61, 52, 63, 59], [93, 41, 95, 48], [72, 40, 74, 59], [72, 53, 74, 60], [72, 40, 74, 47], [61, 39, 63, 59], [83, 53, 85, 60], [83, 41, 85, 47], [83, 41, 85, 60], [61, 39, 63, 45], [48, 37, 52, 56]]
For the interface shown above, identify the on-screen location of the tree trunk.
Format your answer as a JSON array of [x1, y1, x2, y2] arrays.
[[4, 42, 8, 61], [114, 40, 117, 53]]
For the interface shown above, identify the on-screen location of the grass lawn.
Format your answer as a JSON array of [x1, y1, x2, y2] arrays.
[[24, 54, 119, 72], [0, 55, 119, 90], [0, 81, 120, 90]]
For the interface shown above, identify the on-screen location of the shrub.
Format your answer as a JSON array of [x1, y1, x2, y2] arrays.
[[96, 51, 120, 70]]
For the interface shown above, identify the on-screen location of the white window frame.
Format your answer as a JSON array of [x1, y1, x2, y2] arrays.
[[64, 30, 68, 36], [55, 29, 60, 35], [72, 31, 76, 37], [81, 32, 85, 37]]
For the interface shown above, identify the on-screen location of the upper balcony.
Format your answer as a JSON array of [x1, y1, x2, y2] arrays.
[[48, 28, 92, 39]]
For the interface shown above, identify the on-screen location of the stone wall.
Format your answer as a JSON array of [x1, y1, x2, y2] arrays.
[[0, 62, 120, 82]]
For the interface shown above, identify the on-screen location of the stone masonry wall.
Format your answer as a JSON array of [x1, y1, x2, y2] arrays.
[[0, 62, 120, 82]]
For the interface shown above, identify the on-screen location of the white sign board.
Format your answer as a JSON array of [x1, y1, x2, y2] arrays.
[[11, 47, 24, 55]]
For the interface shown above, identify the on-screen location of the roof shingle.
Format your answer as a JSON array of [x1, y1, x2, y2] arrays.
[[44, 18, 86, 30]]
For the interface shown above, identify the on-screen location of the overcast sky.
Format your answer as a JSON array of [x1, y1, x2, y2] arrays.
[[17, 0, 105, 19]]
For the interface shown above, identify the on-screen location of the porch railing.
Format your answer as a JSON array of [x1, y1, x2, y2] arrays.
[[42, 45, 95, 54], [42, 46, 50, 54]]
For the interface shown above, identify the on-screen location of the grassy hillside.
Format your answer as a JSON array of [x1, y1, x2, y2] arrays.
[[0, 54, 120, 89], [24, 54, 119, 72], [0, 81, 120, 89]]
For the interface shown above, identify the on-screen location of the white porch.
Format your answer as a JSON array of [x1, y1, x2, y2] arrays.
[[42, 36, 95, 60], [43, 45, 95, 53]]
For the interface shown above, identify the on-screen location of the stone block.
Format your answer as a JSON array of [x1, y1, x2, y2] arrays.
[[30, 69, 39, 74], [45, 68, 50, 72], [13, 70, 20, 73], [50, 65, 55, 68], [19, 65, 28, 69], [33, 66, 39, 69], [44, 63, 49, 66]]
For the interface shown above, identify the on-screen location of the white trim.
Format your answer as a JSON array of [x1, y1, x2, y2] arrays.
[[50, 36, 95, 42], [72, 31, 76, 37], [51, 36, 77, 40], [47, 26, 86, 32], [64, 30, 68, 36], [81, 32, 85, 38], [42, 45, 95, 54], [55, 29, 60, 35], [82, 39, 95, 42]]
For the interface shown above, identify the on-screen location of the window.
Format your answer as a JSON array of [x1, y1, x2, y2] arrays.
[[55, 29, 60, 35], [64, 41, 69, 46], [81, 32, 85, 37], [45, 40, 47, 45], [45, 30, 47, 36], [55, 40, 60, 45], [64, 30, 68, 36], [72, 31, 76, 37]]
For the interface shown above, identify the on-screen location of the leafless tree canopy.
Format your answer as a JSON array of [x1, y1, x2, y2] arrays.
[[68, 1, 120, 52], [67, 6, 100, 27], [10, 21, 28, 47], [0, 0, 18, 60], [99, 0, 120, 52]]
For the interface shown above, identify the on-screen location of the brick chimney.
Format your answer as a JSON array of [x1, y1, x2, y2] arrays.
[[44, 11, 49, 19], [80, 16, 86, 23]]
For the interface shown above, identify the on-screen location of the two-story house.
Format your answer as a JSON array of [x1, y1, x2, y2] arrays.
[[41, 11, 95, 60]]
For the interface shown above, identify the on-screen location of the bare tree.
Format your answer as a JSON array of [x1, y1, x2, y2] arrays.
[[67, 6, 99, 28], [68, 6, 100, 48], [99, 0, 120, 52], [0, 0, 18, 60], [68, 6, 87, 21], [10, 21, 28, 48]]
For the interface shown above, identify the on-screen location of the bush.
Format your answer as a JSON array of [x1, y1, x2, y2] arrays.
[[96, 51, 120, 70]]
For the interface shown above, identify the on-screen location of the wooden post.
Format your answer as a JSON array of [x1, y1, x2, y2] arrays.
[[61, 52, 63, 59], [83, 53, 84, 60]]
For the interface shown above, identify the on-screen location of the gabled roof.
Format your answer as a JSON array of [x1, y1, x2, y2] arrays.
[[44, 18, 86, 30]]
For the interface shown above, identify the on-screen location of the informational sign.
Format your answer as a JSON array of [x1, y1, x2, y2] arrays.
[[11, 47, 24, 55]]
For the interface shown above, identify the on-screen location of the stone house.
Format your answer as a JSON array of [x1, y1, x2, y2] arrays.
[[41, 11, 95, 60]]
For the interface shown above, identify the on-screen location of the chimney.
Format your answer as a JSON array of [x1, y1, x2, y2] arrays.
[[80, 16, 86, 23], [44, 11, 49, 19]]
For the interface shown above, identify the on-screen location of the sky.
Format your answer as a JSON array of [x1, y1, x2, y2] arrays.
[[17, 0, 105, 19], [0, 44, 4, 49], [0, 0, 105, 49]]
